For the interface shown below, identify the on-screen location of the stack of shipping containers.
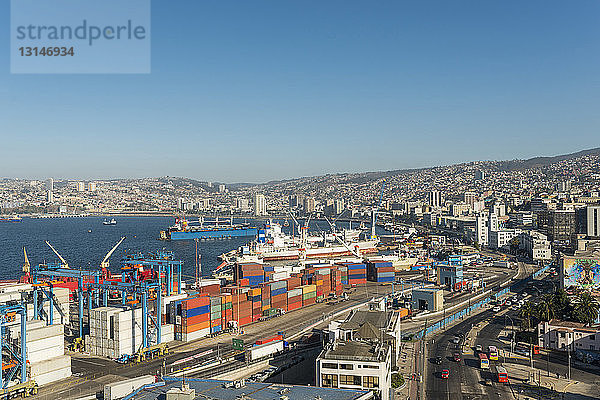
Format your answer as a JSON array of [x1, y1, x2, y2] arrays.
[[367, 261, 395, 283], [210, 296, 222, 334], [301, 284, 317, 306], [344, 262, 367, 285], [270, 280, 287, 313]]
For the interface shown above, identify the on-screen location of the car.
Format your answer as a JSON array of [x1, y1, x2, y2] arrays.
[[432, 356, 443, 364], [493, 306, 501, 312], [441, 369, 450, 379], [476, 344, 483, 352], [505, 301, 512, 306], [453, 352, 461, 362], [452, 337, 460, 344]]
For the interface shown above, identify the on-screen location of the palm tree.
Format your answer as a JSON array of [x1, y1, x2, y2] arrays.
[[535, 294, 555, 322], [519, 301, 535, 330], [572, 292, 600, 325]]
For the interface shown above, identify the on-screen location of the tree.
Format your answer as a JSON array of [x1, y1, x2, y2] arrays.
[[519, 301, 536, 330], [535, 294, 555, 322], [572, 292, 600, 326], [551, 289, 571, 320]]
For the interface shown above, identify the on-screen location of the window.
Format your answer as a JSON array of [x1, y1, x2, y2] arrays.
[[322, 363, 338, 369], [322, 374, 338, 388], [339, 364, 354, 370], [560, 332, 565, 338], [340, 375, 362, 386], [362, 364, 379, 369], [591, 335, 596, 341], [363, 376, 379, 388]]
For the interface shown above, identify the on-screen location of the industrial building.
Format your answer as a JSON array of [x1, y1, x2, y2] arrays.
[[411, 288, 444, 311], [436, 256, 464, 291], [538, 320, 600, 352]]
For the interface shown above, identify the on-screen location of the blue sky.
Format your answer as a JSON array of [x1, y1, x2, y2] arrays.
[[1, 1, 599, 182]]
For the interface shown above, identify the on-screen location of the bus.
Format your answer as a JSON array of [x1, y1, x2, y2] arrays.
[[488, 345, 498, 361], [478, 352, 489, 369], [496, 366, 508, 383]]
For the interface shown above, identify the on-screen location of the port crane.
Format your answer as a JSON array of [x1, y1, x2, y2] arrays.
[[45, 241, 69, 268], [323, 216, 361, 258], [100, 236, 126, 280], [20, 247, 31, 283], [371, 180, 386, 240]]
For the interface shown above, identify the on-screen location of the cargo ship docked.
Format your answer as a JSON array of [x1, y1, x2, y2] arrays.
[[160, 216, 257, 241], [219, 220, 378, 264]]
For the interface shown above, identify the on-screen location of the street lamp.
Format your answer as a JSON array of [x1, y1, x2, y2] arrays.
[[504, 315, 515, 356]]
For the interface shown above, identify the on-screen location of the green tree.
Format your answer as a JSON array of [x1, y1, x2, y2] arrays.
[[572, 292, 600, 325], [535, 294, 555, 322], [551, 289, 571, 319], [519, 301, 536, 330]]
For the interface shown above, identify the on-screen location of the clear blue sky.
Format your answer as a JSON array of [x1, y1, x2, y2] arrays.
[[1, 1, 599, 182]]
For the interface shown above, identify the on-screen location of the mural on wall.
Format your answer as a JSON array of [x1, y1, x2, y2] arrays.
[[563, 258, 600, 290]]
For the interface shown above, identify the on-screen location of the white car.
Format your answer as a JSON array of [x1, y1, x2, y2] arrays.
[[452, 337, 460, 344], [505, 301, 512, 306], [493, 306, 501, 312]]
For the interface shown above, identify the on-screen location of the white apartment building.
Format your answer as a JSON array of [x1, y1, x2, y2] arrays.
[[254, 193, 267, 216], [538, 320, 600, 352], [519, 231, 552, 261], [588, 205, 600, 238], [489, 229, 521, 249], [475, 214, 489, 247]]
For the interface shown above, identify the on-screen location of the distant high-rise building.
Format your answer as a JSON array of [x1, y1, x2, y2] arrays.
[[207, 182, 213, 188], [45, 178, 54, 191], [588, 205, 600, 238], [177, 198, 185, 210], [218, 184, 226, 193], [88, 182, 96, 191], [236, 198, 249, 211], [476, 214, 489, 247], [46, 190, 53, 203], [556, 180, 572, 192], [254, 193, 267, 216], [464, 192, 477, 208], [304, 197, 316, 213], [475, 170, 485, 180], [76, 182, 85, 192], [428, 191, 442, 208]]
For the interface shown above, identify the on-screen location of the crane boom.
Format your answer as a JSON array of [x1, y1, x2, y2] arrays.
[[103, 236, 126, 264], [323, 216, 361, 258], [45, 241, 69, 268], [23, 247, 30, 273]]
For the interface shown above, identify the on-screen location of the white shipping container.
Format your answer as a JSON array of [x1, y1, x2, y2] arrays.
[[27, 334, 63, 352], [246, 340, 284, 361], [29, 355, 71, 376], [103, 375, 155, 400], [181, 328, 210, 342], [28, 345, 64, 364], [34, 366, 72, 386]]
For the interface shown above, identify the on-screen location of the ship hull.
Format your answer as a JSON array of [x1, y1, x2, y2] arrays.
[[170, 227, 257, 241], [259, 241, 379, 261]]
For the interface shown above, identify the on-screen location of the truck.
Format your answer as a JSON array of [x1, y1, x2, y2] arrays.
[[245, 340, 284, 362]]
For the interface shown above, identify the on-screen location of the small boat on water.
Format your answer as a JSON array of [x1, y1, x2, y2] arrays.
[[103, 218, 117, 226], [0, 216, 22, 222]]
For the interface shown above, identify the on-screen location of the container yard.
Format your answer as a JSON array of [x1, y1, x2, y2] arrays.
[[0, 238, 397, 398]]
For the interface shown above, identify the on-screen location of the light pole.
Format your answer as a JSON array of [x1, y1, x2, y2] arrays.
[[505, 315, 515, 356]]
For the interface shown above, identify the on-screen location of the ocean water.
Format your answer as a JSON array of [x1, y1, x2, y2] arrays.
[[0, 216, 380, 281]]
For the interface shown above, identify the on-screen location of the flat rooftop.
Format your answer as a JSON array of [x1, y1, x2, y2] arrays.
[[131, 378, 372, 400], [320, 340, 388, 362]]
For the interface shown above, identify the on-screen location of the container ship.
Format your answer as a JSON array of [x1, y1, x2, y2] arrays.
[[220, 220, 378, 264], [160, 217, 257, 241]]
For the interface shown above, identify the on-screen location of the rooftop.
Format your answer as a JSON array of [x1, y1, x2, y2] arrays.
[[320, 340, 389, 362], [131, 378, 372, 400]]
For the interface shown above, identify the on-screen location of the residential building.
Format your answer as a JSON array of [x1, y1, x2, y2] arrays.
[[588, 205, 600, 238], [76, 181, 85, 192], [475, 214, 489, 247], [428, 190, 442, 208], [538, 320, 600, 352], [519, 231, 552, 261], [488, 229, 521, 249], [304, 197, 315, 213], [254, 193, 266, 216]]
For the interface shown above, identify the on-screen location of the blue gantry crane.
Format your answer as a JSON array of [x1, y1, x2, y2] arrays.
[[0, 304, 37, 397]]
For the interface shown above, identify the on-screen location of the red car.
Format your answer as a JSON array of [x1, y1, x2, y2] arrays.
[[441, 369, 450, 379], [453, 352, 461, 362]]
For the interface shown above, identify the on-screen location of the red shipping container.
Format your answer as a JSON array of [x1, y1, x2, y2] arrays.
[[182, 313, 209, 326], [303, 297, 316, 306], [288, 295, 302, 304], [239, 316, 252, 326], [288, 301, 302, 311]]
